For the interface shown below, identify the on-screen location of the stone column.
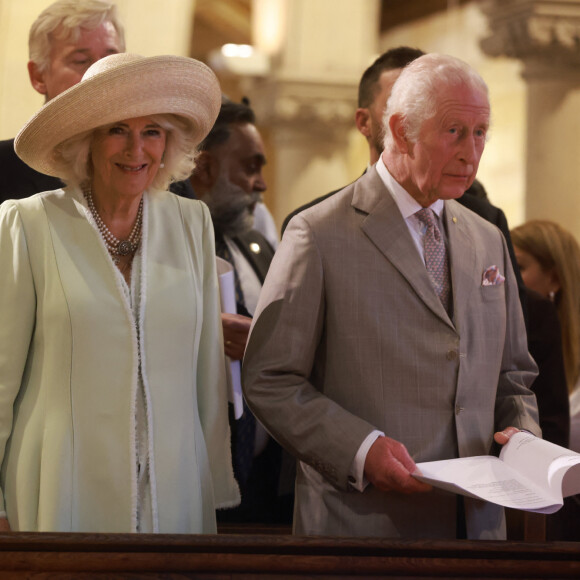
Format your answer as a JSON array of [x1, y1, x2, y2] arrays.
[[480, 0, 580, 237], [243, 0, 380, 228]]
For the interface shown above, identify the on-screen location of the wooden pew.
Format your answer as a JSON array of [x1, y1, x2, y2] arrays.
[[0, 532, 578, 578]]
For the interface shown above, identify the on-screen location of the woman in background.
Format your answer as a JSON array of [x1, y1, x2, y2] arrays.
[[0, 53, 239, 533], [512, 219, 580, 541], [512, 221, 580, 404]]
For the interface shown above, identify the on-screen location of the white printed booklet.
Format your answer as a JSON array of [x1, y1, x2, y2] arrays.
[[413, 432, 580, 513]]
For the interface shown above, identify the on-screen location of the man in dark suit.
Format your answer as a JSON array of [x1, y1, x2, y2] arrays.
[[190, 98, 292, 525], [0, 140, 62, 200], [190, 98, 274, 319], [0, 0, 194, 204]]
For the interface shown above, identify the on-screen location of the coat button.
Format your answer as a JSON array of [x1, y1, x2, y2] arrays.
[[446, 350, 458, 361], [455, 405, 464, 415]]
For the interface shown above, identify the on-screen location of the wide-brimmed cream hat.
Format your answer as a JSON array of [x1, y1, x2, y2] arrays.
[[15, 53, 221, 177]]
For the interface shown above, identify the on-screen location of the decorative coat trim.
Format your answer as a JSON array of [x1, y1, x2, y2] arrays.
[[76, 189, 157, 532]]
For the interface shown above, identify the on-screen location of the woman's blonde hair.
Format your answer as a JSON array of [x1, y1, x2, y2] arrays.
[[511, 220, 580, 393], [54, 113, 198, 192]]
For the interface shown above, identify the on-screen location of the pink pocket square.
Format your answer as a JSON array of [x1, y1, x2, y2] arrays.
[[482, 265, 505, 286]]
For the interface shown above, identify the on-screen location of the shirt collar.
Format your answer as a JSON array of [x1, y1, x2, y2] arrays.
[[375, 156, 444, 219]]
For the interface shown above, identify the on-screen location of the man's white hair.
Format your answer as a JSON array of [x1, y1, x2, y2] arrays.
[[29, 0, 126, 73], [382, 54, 489, 152]]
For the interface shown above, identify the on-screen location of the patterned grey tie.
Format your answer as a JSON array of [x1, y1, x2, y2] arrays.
[[416, 208, 451, 313]]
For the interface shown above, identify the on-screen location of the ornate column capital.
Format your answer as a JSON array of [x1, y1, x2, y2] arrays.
[[480, 0, 580, 77], [242, 75, 357, 144]]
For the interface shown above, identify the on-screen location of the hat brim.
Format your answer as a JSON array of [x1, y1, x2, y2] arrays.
[[15, 53, 221, 177]]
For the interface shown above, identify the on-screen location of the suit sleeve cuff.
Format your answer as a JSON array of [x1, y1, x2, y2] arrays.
[[348, 430, 384, 492]]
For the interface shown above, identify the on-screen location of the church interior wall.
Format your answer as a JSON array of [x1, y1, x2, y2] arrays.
[[0, 0, 557, 233]]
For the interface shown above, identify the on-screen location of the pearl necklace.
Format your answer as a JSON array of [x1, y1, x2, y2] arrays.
[[85, 188, 143, 263]]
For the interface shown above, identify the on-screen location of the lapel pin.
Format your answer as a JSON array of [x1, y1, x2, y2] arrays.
[[250, 242, 261, 254], [452, 217, 458, 224]]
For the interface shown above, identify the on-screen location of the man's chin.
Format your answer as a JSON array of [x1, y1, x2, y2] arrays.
[[439, 187, 470, 200], [249, 196, 263, 214], [215, 212, 255, 238]]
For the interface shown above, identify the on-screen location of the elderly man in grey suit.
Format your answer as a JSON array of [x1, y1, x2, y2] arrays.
[[242, 54, 540, 540]]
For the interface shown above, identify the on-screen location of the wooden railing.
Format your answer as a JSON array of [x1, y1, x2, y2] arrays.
[[0, 532, 578, 578]]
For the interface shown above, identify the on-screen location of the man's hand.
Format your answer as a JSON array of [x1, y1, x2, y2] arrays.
[[493, 426, 520, 446], [221, 313, 252, 361], [0, 518, 11, 532], [364, 436, 432, 494]]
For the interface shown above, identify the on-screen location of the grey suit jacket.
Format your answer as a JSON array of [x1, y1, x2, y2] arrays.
[[242, 167, 539, 540]]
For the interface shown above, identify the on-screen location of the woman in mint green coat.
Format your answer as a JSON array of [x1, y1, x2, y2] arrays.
[[0, 53, 239, 533]]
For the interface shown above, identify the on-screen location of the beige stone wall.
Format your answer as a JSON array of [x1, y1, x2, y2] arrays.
[[244, 0, 380, 229], [0, 1, 530, 232], [0, 0, 196, 140], [248, 1, 529, 231], [0, 0, 45, 139], [380, 2, 527, 227]]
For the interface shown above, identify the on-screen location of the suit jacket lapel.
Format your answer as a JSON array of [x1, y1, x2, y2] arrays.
[[354, 168, 454, 328], [444, 200, 477, 331]]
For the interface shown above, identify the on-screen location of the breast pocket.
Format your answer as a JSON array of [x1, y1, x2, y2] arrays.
[[480, 283, 505, 303]]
